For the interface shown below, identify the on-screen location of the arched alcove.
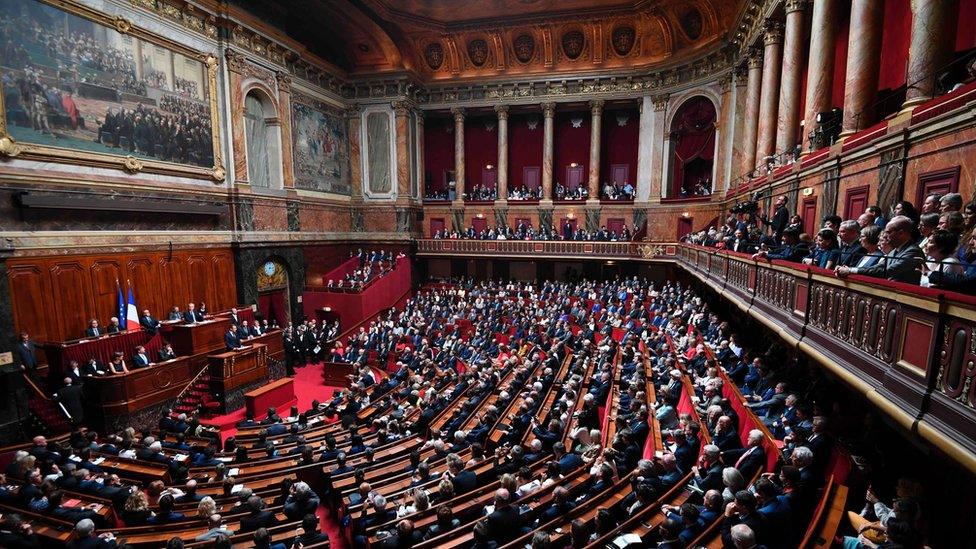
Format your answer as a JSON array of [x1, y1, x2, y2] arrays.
[[243, 88, 283, 189], [666, 96, 717, 199]]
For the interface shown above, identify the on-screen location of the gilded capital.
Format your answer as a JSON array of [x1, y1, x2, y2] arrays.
[[494, 104, 510, 120], [589, 99, 605, 114], [224, 48, 247, 74], [392, 101, 411, 117], [451, 107, 466, 123], [718, 73, 733, 93], [652, 94, 669, 111], [541, 102, 556, 118], [784, 0, 807, 14], [747, 49, 764, 69], [275, 71, 292, 93], [763, 23, 783, 45]]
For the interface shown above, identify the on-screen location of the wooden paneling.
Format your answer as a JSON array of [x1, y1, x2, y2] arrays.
[[7, 248, 236, 343]]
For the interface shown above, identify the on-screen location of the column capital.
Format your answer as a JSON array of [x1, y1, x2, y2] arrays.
[[344, 105, 364, 121], [541, 102, 556, 118], [733, 64, 749, 84], [763, 22, 784, 45], [416, 110, 425, 125], [589, 99, 605, 113], [652, 94, 669, 111], [718, 73, 733, 93], [747, 48, 764, 69], [275, 71, 292, 93], [224, 48, 247, 75], [392, 101, 411, 117], [451, 107, 465, 122], [494, 104, 510, 120], [784, 0, 808, 14]]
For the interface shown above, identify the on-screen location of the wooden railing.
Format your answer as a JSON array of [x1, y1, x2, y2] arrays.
[[415, 238, 976, 472]]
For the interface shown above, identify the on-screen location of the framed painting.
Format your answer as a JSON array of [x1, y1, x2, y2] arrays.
[[0, 0, 224, 181], [290, 91, 350, 195]]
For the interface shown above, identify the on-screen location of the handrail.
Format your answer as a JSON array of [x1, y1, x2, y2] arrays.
[[170, 364, 210, 414]]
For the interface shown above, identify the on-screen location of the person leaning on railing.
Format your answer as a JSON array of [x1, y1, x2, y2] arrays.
[[836, 216, 925, 285]]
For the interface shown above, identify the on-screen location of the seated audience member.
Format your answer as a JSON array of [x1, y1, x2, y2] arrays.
[[132, 346, 153, 369], [836, 216, 925, 284], [140, 309, 161, 334], [803, 229, 840, 269], [920, 230, 963, 287]]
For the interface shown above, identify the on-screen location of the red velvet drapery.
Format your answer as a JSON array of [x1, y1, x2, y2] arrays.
[[670, 97, 716, 197]]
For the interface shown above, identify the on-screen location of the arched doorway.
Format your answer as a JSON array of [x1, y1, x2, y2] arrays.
[[256, 259, 290, 327], [667, 96, 716, 199]]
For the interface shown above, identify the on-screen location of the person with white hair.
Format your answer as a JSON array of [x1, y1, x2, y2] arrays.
[[70, 518, 115, 547], [729, 523, 758, 549]]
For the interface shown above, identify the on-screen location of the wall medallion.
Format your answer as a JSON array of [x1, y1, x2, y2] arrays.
[[513, 34, 535, 63], [677, 6, 704, 40], [611, 26, 636, 56], [424, 42, 445, 70], [561, 30, 585, 60], [467, 38, 489, 67]]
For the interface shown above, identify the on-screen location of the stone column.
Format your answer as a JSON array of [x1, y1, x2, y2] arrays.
[[416, 111, 425, 199], [451, 107, 465, 204], [587, 99, 604, 203], [775, 0, 808, 155], [345, 106, 364, 201], [841, 0, 884, 135], [276, 72, 295, 189], [541, 102, 555, 202], [729, 67, 748, 181], [904, 0, 955, 108], [756, 24, 783, 170], [635, 96, 653, 202], [648, 95, 669, 202], [742, 50, 763, 176], [393, 102, 411, 200], [495, 105, 509, 203], [714, 74, 734, 192], [802, 0, 838, 151]]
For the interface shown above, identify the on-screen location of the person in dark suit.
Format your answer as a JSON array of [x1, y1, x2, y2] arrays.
[[225, 328, 242, 351], [184, 303, 203, 323], [762, 195, 790, 243], [228, 308, 241, 326], [84, 319, 104, 338], [712, 416, 742, 453], [720, 491, 766, 549], [55, 377, 84, 426], [295, 514, 330, 545], [158, 344, 177, 361], [146, 494, 186, 524], [0, 513, 41, 548], [836, 216, 925, 284], [486, 488, 520, 545], [836, 220, 865, 267], [132, 346, 153, 369], [692, 445, 725, 494], [237, 321, 254, 341], [105, 317, 122, 334], [447, 454, 476, 494], [553, 442, 583, 474], [66, 518, 117, 549], [723, 429, 767, 480], [15, 332, 37, 373], [239, 495, 278, 532], [139, 310, 160, 335]]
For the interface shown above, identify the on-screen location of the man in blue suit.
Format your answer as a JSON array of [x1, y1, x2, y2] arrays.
[[225, 328, 242, 351]]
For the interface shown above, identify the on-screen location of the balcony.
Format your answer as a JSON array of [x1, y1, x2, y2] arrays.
[[415, 239, 976, 472]]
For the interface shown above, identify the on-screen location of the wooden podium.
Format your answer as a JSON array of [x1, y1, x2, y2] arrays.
[[166, 318, 231, 356], [207, 343, 268, 399]]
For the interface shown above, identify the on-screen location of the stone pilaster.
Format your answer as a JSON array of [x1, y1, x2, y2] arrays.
[[416, 111, 425, 199], [587, 99, 604, 203], [756, 23, 783, 170], [636, 96, 653, 201], [715, 74, 734, 191], [345, 106, 364, 202], [775, 0, 808, 154], [729, 66, 749, 181], [393, 101, 411, 202], [648, 95, 668, 202], [275, 72, 295, 188]]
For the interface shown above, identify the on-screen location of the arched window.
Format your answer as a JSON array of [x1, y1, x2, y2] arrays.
[[667, 96, 716, 199], [243, 90, 282, 189]]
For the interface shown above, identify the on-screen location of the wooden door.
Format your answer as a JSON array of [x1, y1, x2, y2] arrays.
[[523, 166, 540, 191], [677, 217, 693, 240], [844, 185, 869, 219], [611, 164, 629, 186], [430, 218, 445, 236], [802, 198, 818, 236], [566, 165, 584, 190], [916, 166, 960, 206]]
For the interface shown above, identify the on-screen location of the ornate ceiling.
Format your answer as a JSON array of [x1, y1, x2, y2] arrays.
[[234, 0, 745, 81]]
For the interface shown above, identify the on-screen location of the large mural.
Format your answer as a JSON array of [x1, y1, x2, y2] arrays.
[[290, 92, 349, 195], [0, 0, 222, 179]]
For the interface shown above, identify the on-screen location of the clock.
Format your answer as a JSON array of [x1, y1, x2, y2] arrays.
[[263, 262, 276, 276]]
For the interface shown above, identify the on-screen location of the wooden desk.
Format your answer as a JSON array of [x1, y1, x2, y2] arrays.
[[166, 317, 231, 356], [245, 377, 295, 417], [208, 344, 268, 396]]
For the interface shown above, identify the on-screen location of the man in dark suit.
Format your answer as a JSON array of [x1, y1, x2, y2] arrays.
[[158, 344, 177, 361], [139, 310, 160, 335], [0, 513, 41, 548], [486, 488, 520, 544], [225, 328, 242, 351], [132, 346, 153, 369], [15, 333, 37, 373], [723, 429, 767, 480], [692, 445, 725, 493], [55, 377, 84, 426], [712, 416, 742, 453], [720, 490, 766, 549], [184, 303, 204, 323], [229, 307, 241, 326], [85, 319, 103, 338], [837, 216, 925, 284], [239, 495, 278, 532], [66, 518, 117, 549], [295, 514, 330, 545], [553, 442, 583, 474], [762, 195, 790, 243], [447, 455, 476, 494], [105, 317, 122, 334], [836, 220, 866, 267]]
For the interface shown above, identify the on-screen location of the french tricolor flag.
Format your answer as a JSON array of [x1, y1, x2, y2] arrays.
[[125, 283, 140, 331]]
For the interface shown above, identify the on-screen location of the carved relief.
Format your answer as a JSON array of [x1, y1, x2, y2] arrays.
[[513, 34, 536, 64], [561, 30, 586, 60], [611, 26, 637, 56], [425, 42, 445, 70], [467, 38, 490, 67]]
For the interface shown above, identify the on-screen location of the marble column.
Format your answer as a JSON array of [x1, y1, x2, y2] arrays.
[[904, 0, 955, 108], [587, 99, 604, 202], [714, 74, 734, 191], [775, 1, 808, 154], [729, 67, 748, 181], [742, 50, 763, 176], [648, 95, 669, 202], [802, 0, 838, 151], [452, 107, 465, 204], [275, 72, 296, 188], [416, 111, 425, 199], [841, 0, 884, 135], [393, 102, 412, 200], [635, 96, 653, 202], [345, 106, 364, 201], [541, 102, 555, 202], [495, 105, 509, 202], [756, 24, 783, 170]]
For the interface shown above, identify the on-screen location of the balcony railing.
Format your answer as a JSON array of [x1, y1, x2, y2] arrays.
[[415, 239, 976, 471]]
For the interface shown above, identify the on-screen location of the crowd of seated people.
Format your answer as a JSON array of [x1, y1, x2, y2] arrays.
[[678, 177, 712, 198], [322, 249, 404, 292], [424, 188, 450, 201], [465, 185, 498, 201], [682, 191, 976, 293], [432, 222, 633, 242], [555, 183, 589, 200], [94, 101, 213, 166], [0, 273, 936, 548], [508, 185, 543, 201], [602, 181, 635, 201]]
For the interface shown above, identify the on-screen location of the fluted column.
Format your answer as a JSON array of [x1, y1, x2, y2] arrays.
[[775, 1, 808, 154], [587, 99, 604, 202], [904, 0, 955, 108], [495, 105, 509, 202], [742, 50, 763, 175], [451, 107, 465, 204], [802, 0, 838, 151], [756, 24, 783, 170], [541, 102, 555, 202], [841, 0, 884, 135]]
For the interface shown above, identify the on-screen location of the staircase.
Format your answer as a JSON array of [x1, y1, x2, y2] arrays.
[[24, 374, 71, 435], [172, 367, 221, 416]]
